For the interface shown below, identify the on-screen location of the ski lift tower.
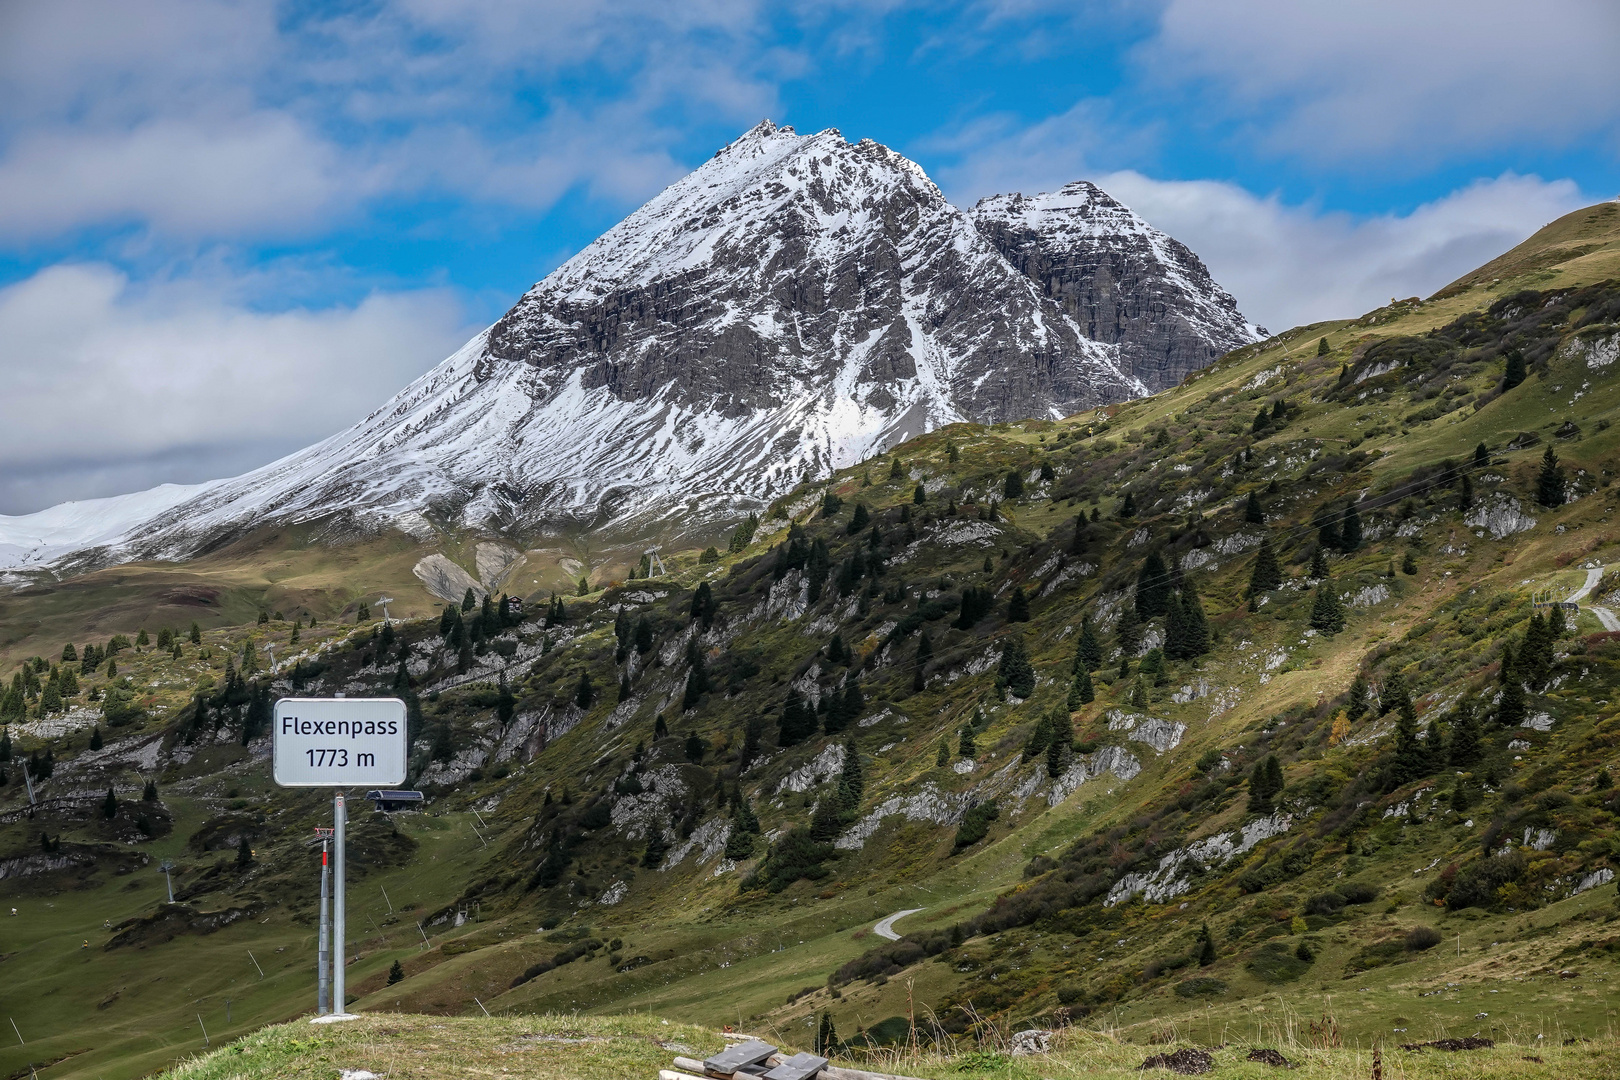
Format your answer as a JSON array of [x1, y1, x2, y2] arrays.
[[644, 546, 667, 577], [159, 859, 175, 903], [377, 596, 395, 624]]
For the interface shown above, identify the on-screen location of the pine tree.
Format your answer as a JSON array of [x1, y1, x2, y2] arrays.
[[996, 637, 1035, 699], [937, 739, 950, 767], [618, 671, 632, 703], [682, 641, 709, 710], [1068, 667, 1094, 709], [1247, 757, 1277, 814], [1309, 547, 1329, 579], [778, 688, 818, 745], [575, 670, 595, 710], [1136, 550, 1172, 618], [1248, 539, 1282, 596], [654, 713, 669, 741], [889, 457, 904, 480], [1117, 603, 1143, 656], [1163, 590, 1189, 660], [1316, 336, 1330, 356], [143, 779, 157, 801], [1007, 586, 1031, 622], [1119, 491, 1137, 518], [90, 726, 102, 751], [1474, 442, 1490, 470], [634, 616, 654, 655], [1448, 701, 1482, 766], [914, 482, 926, 505], [1536, 445, 1566, 507], [102, 787, 117, 818], [1198, 923, 1217, 966], [388, 959, 405, 985], [641, 829, 668, 868], [1339, 502, 1363, 551], [1075, 615, 1102, 672], [1130, 679, 1148, 708], [1244, 491, 1265, 523], [1459, 471, 1474, 510], [1347, 675, 1369, 720], [461, 587, 476, 612], [848, 503, 870, 534], [958, 725, 976, 759], [1004, 470, 1025, 499], [236, 837, 253, 866], [816, 1011, 838, 1055], [1310, 581, 1347, 633], [1503, 348, 1527, 390], [1389, 697, 1424, 786]]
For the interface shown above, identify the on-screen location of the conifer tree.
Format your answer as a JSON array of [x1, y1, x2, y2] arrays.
[[914, 481, 927, 505], [1389, 695, 1425, 786], [937, 739, 950, 767], [1244, 491, 1265, 523], [1004, 469, 1025, 499], [682, 640, 709, 710], [641, 829, 668, 868], [1308, 547, 1329, 580], [1198, 923, 1217, 966], [1136, 550, 1172, 618], [890, 457, 904, 480], [1536, 445, 1566, 508], [1119, 491, 1137, 518], [1075, 615, 1102, 672], [1448, 701, 1481, 766], [1459, 470, 1474, 510], [1007, 586, 1031, 622], [1310, 581, 1347, 633], [61, 643, 76, 662], [1474, 442, 1490, 470], [1163, 590, 1189, 660], [1316, 336, 1329, 356], [958, 724, 976, 759], [143, 779, 157, 801], [778, 688, 817, 745], [1248, 538, 1283, 596], [1130, 679, 1148, 708], [996, 637, 1035, 698], [1503, 348, 1527, 390], [1339, 501, 1363, 551], [634, 616, 654, 655], [1347, 675, 1369, 720], [816, 1012, 838, 1055], [1121, 605, 1146, 654], [102, 787, 118, 818], [90, 726, 102, 751], [575, 670, 595, 710]]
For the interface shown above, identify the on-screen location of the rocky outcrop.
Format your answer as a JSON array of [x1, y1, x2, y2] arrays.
[[972, 182, 1261, 391]]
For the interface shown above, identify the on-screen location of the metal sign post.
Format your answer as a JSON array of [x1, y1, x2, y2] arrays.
[[317, 839, 331, 1015], [272, 697, 407, 1022]]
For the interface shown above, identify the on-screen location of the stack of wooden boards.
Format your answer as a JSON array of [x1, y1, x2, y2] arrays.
[[661, 1038, 923, 1080]]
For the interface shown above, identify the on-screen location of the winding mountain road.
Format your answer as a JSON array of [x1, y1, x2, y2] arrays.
[[873, 908, 925, 941], [1568, 566, 1620, 631]]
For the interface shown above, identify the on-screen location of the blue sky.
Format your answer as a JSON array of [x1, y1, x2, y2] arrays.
[[0, 0, 1616, 514]]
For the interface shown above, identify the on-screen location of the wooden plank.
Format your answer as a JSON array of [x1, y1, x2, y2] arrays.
[[764, 1052, 829, 1080], [704, 1040, 777, 1074], [819, 1064, 931, 1080]]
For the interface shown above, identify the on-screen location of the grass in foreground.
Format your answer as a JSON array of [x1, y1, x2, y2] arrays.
[[154, 1012, 1620, 1080]]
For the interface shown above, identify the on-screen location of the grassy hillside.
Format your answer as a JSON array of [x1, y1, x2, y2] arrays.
[[149, 1013, 1620, 1080], [5, 203, 1620, 1080]]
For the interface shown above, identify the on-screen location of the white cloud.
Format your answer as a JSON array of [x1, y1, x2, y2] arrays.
[[0, 115, 365, 241], [1140, 0, 1620, 164], [1093, 171, 1588, 331], [0, 263, 474, 514]]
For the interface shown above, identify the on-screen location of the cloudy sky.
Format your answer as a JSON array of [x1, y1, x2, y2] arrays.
[[1, 0, 1616, 515]]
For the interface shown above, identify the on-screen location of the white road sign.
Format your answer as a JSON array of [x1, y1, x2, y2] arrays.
[[273, 697, 408, 787]]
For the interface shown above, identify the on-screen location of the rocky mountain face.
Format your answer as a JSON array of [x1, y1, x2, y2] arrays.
[[0, 122, 1257, 573], [972, 182, 1260, 392]]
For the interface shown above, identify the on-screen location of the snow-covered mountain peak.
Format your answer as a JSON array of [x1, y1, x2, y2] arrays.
[[1, 123, 1260, 577]]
